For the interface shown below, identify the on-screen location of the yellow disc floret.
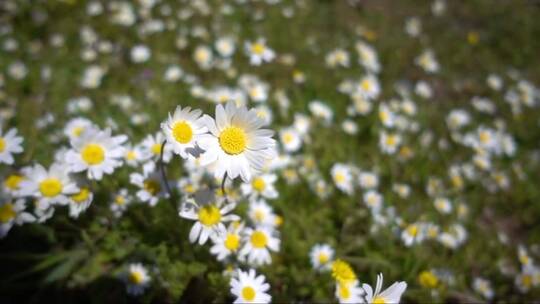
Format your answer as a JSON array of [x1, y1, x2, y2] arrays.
[[250, 230, 268, 248], [81, 144, 105, 165], [219, 126, 247, 155], [252, 177, 266, 192], [0, 203, 16, 223], [331, 259, 357, 284], [71, 187, 90, 203], [198, 205, 222, 226], [39, 178, 63, 198], [224, 233, 240, 251], [242, 286, 256, 301], [0, 137, 5, 152], [172, 121, 193, 144]]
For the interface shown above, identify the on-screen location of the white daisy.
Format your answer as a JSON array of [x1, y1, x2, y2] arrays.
[[241, 173, 278, 200], [124, 263, 151, 296], [230, 269, 271, 304], [140, 132, 173, 163], [130, 170, 168, 207], [0, 198, 36, 238], [310, 243, 335, 271], [198, 102, 276, 182], [123, 143, 151, 167], [279, 127, 302, 152], [19, 163, 79, 209], [363, 273, 407, 304], [110, 188, 132, 218], [63, 117, 95, 140], [245, 38, 275, 65], [66, 127, 127, 180], [2, 171, 27, 196], [179, 196, 240, 245], [379, 131, 402, 154], [210, 222, 244, 261], [247, 199, 277, 228], [0, 127, 23, 165], [68, 186, 93, 218], [239, 226, 280, 266], [336, 280, 366, 304], [161, 106, 207, 159], [331, 164, 354, 195]]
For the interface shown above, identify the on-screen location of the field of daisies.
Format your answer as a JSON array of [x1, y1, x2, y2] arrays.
[[1, 0, 540, 303]]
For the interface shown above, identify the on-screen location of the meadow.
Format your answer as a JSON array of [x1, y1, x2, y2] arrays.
[[1, 0, 540, 303]]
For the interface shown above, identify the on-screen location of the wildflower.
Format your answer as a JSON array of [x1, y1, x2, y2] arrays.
[[161, 106, 207, 159], [363, 273, 407, 304], [0, 127, 23, 165], [239, 226, 280, 266], [245, 38, 275, 65], [230, 269, 271, 303], [124, 263, 151, 296], [310, 243, 334, 271]]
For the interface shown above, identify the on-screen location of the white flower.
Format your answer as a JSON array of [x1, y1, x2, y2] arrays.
[[379, 132, 401, 154], [131, 45, 151, 63], [68, 186, 93, 218], [310, 243, 334, 271], [363, 273, 407, 304], [215, 37, 236, 57], [247, 199, 278, 228], [401, 223, 424, 247], [241, 174, 278, 200], [179, 197, 239, 245], [80, 65, 106, 88], [230, 269, 271, 304], [239, 226, 280, 266], [19, 163, 79, 209], [130, 170, 167, 207], [125, 263, 151, 296], [66, 127, 127, 180], [336, 280, 366, 304], [123, 143, 151, 167], [358, 172, 379, 189], [194, 45, 213, 69], [63, 118, 95, 141], [140, 132, 173, 163], [110, 188, 132, 218], [0, 198, 35, 238], [331, 164, 354, 195], [363, 190, 383, 213], [326, 49, 350, 68], [161, 106, 207, 159], [245, 38, 275, 65], [210, 223, 244, 261], [0, 127, 23, 165], [473, 277, 494, 300], [356, 75, 380, 100], [415, 49, 439, 73], [164, 65, 183, 82], [279, 128, 302, 152], [434, 197, 452, 214], [198, 102, 276, 182], [355, 41, 380, 73], [309, 100, 334, 124]]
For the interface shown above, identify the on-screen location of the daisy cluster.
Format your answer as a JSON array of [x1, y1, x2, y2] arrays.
[[1, 0, 540, 302]]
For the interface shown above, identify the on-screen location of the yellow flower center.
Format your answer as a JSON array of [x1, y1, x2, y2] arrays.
[[115, 195, 126, 205], [418, 271, 439, 288], [361, 79, 372, 91], [198, 205, 221, 226], [331, 260, 356, 284], [172, 121, 193, 144], [4, 174, 24, 190], [143, 180, 161, 195], [373, 296, 386, 304], [71, 187, 90, 203], [224, 233, 240, 251], [129, 271, 144, 285], [338, 283, 351, 299], [242, 286, 256, 301], [335, 173, 345, 183], [250, 230, 268, 248], [252, 177, 266, 192], [0, 203, 16, 223], [81, 144, 105, 165], [126, 151, 136, 161], [407, 224, 418, 237], [318, 253, 329, 264], [73, 126, 84, 137], [39, 178, 63, 197], [0, 137, 5, 152], [254, 209, 265, 222], [385, 135, 397, 146], [522, 274, 532, 288], [151, 143, 162, 155], [219, 126, 247, 155], [251, 43, 265, 55], [379, 110, 389, 122], [283, 133, 294, 144]]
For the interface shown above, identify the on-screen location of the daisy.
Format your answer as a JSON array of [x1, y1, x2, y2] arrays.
[[279, 127, 302, 152], [434, 197, 452, 214], [161, 106, 207, 159], [472, 277, 494, 300], [239, 226, 280, 266], [247, 199, 277, 227], [309, 100, 333, 124], [63, 117, 95, 140], [215, 37, 236, 57], [140, 132, 173, 163], [123, 143, 151, 167], [130, 45, 151, 63], [331, 164, 354, 195], [379, 131, 401, 154], [19, 163, 79, 209], [198, 102, 276, 182], [0, 127, 23, 165], [110, 188, 132, 218], [245, 38, 275, 65], [66, 127, 127, 180], [230, 269, 271, 304], [356, 75, 380, 100], [325, 49, 350, 68], [378, 104, 396, 128], [130, 170, 168, 207], [309, 243, 335, 271], [415, 49, 439, 73], [355, 41, 380, 73], [210, 222, 244, 261], [0, 198, 36, 238], [358, 172, 379, 189], [445, 109, 471, 130], [363, 273, 407, 304], [68, 186, 93, 218], [241, 173, 278, 200], [336, 280, 366, 304], [179, 196, 239, 245], [3, 172, 26, 196], [124, 263, 151, 296], [193, 45, 213, 70]]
